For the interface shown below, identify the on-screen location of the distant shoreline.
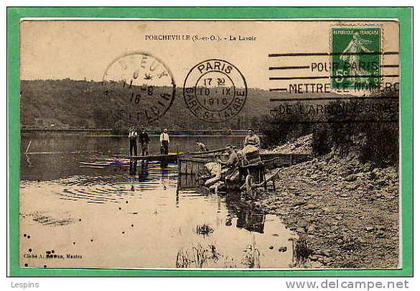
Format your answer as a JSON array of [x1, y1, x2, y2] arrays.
[[21, 128, 251, 137]]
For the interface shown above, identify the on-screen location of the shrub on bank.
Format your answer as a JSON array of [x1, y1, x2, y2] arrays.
[[259, 93, 399, 167]]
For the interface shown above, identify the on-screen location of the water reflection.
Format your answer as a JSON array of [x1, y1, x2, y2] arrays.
[[138, 161, 149, 182], [226, 193, 266, 233], [180, 175, 268, 234], [129, 159, 137, 175], [237, 208, 266, 233], [160, 168, 170, 190], [20, 135, 295, 269]]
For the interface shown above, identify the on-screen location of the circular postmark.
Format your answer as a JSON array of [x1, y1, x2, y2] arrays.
[[102, 52, 175, 124], [183, 59, 247, 123]]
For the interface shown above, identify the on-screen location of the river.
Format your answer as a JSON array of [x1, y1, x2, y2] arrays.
[[20, 135, 296, 269]]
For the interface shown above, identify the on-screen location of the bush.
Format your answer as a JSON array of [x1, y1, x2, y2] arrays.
[[259, 93, 399, 167], [317, 96, 398, 166], [258, 102, 313, 147]]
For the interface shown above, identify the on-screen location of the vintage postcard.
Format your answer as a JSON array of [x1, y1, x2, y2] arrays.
[[15, 16, 407, 272]]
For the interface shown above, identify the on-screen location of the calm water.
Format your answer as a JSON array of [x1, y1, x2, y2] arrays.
[[21, 135, 244, 180], [20, 135, 296, 269]]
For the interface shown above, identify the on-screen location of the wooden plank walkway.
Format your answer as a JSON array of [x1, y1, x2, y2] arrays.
[[178, 153, 312, 175], [122, 150, 313, 176], [123, 153, 178, 162], [124, 147, 227, 161], [125, 152, 311, 162]]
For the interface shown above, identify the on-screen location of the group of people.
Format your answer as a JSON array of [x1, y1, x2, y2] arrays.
[[128, 128, 170, 156], [202, 129, 262, 191], [219, 129, 261, 171], [128, 127, 261, 158]]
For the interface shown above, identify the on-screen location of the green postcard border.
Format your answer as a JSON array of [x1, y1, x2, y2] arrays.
[[7, 6, 413, 277]]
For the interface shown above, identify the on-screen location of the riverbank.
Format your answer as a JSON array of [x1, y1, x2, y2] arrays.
[[258, 150, 399, 269], [21, 128, 250, 137]]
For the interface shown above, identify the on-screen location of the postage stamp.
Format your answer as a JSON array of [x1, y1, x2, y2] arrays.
[[102, 52, 175, 124], [331, 27, 382, 90], [183, 59, 247, 123]]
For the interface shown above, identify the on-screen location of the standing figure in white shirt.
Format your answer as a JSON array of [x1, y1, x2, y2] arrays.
[[128, 128, 138, 156], [160, 128, 170, 155]]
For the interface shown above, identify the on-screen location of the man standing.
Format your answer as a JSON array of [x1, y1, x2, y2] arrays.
[[160, 128, 170, 155], [128, 128, 138, 156], [244, 129, 261, 148], [138, 128, 150, 156]]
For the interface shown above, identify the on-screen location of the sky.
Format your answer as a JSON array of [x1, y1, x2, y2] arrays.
[[20, 20, 399, 90]]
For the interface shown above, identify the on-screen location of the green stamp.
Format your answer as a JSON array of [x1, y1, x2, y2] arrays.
[[331, 27, 381, 90]]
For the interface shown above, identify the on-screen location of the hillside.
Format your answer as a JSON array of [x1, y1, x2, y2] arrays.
[[20, 79, 278, 131]]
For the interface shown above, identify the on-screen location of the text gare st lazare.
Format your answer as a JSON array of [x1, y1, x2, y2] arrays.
[[145, 34, 256, 42]]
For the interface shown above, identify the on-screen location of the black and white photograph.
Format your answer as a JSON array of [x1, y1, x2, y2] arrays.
[[17, 19, 402, 270]]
